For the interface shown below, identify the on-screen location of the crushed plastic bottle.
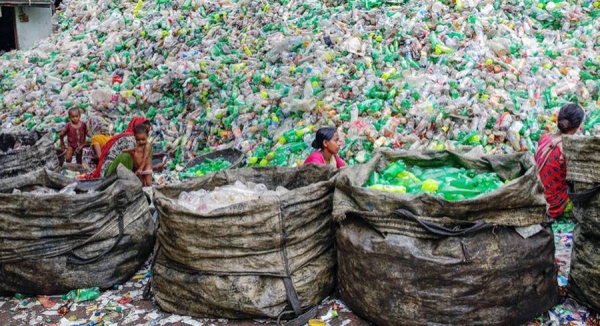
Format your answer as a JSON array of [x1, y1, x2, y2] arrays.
[[58, 182, 78, 195], [0, 0, 598, 178], [61, 287, 101, 303]]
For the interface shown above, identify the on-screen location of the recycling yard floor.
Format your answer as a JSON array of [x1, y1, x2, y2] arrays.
[[0, 219, 597, 326], [0, 259, 370, 326]]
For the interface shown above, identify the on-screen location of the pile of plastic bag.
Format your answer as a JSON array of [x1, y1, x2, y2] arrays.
[[0, 0, 598, 176]]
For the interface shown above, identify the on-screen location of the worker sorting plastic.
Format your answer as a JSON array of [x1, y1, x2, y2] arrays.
[[534, 103, 585, 219], [304, 127, 346, 169]]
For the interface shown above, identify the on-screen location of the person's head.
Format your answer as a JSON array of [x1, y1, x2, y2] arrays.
[[312, 127, 341, 154], [68, 108, 81, 124], [99, 124, 110, 135], [134, 124, 149, 147], [126, 117, 150, 133], [89, 117, 109, 135], [557, 103, 584, 135], [142, 120, 152, 133]]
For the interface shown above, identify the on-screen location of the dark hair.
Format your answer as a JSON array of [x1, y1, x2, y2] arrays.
[[67, 108, 80, 116], [312, 127, 336, 150], [557, 103, 584, 134], [142, 120, 152, 132], [134, 124, 149, 135]]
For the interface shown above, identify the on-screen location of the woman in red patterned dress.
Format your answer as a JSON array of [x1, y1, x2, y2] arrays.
[[534, 103, 584, 219]]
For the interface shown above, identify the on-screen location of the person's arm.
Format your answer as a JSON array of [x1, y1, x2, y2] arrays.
[[93, 144, 102, 158], [152, 161, 166, 170], [75, 123, 88, 153], [133, 148, 143, 175], [58, 124, 69, 149], [143, 143, 152, 169]]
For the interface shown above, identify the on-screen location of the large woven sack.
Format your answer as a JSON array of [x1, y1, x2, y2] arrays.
[[152, 165, 337, 320], [563, 135, 600, 311], [333, 148, 559, 325], [0, 131, 59, 179], [0, 165, 155, 294]]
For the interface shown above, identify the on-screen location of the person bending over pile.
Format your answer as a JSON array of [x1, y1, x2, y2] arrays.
[[535, 103, 584, 219]]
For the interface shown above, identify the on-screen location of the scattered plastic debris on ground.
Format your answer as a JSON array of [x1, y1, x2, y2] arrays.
[[0, 260, 364, 326], [0, 219, 597, 326]]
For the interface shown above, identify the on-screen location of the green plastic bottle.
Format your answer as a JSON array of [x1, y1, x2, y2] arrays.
[[585, 110, 600, 131], [289, 142, 306, 153], [366, 171, 380, 186], [181, 157, 232, 179], [368, 184, 407, 193], [61, 287, 100, 303], [381, 161, 406, 180], [283, 129, 300, 143], [438, 185, 482, 200]]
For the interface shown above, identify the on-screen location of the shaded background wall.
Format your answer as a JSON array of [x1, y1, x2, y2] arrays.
[[0, 6, 16, 52], [0, 5, 52, 52]]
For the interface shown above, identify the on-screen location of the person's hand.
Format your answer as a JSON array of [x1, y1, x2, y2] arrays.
[[135, 169, 142, 176], [75, 145, 84, 153]]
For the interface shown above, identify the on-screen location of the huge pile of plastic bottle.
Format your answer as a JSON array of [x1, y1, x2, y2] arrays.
[[0, 0, 599, 175]]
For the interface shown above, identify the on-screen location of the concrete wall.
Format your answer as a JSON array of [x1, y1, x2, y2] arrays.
[[15, 6, 52, 50]]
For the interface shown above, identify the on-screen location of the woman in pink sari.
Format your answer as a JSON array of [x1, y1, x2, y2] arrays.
[[304, 127, 346, 169]]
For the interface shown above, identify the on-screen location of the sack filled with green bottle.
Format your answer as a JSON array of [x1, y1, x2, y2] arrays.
[[334, 146, 548, 229], [333, 147, 555, 326], [364, 159, 506, 201]]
